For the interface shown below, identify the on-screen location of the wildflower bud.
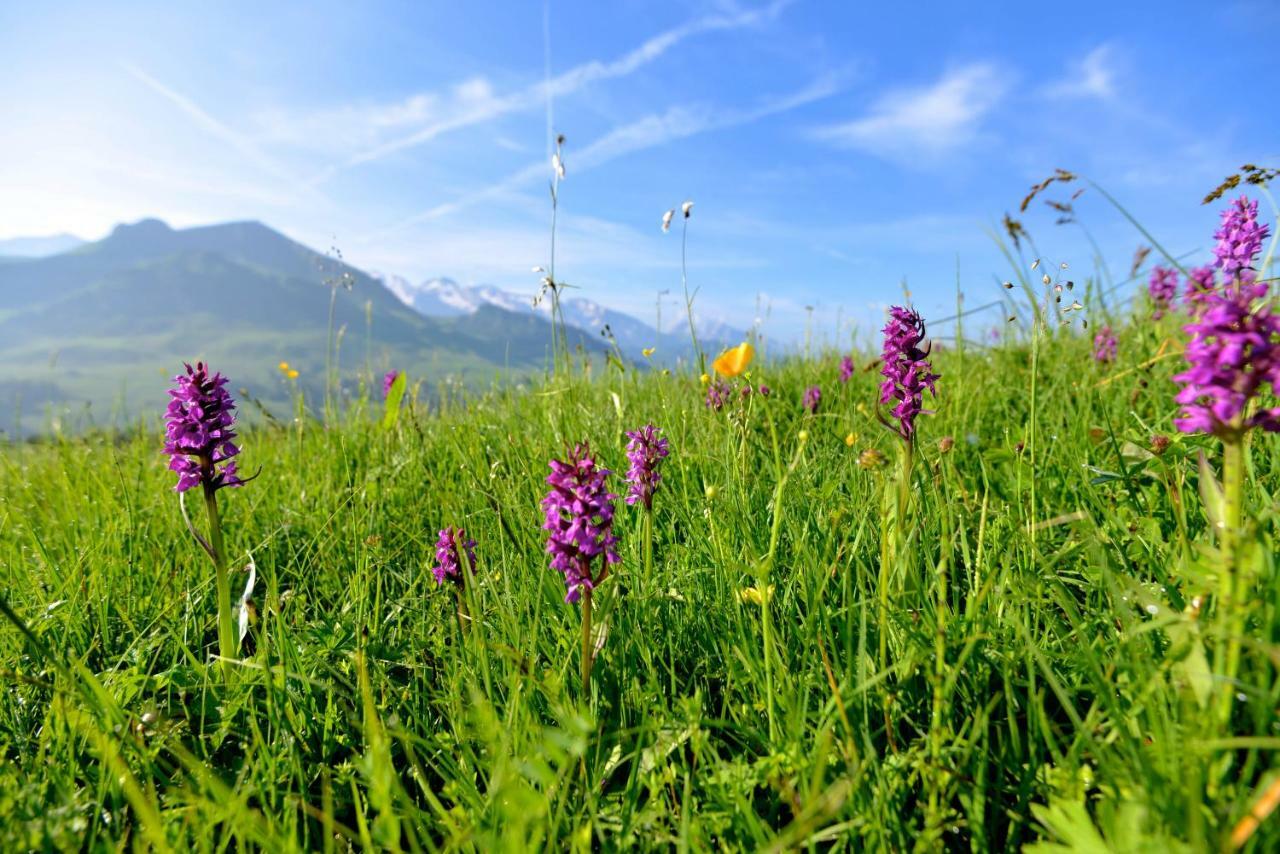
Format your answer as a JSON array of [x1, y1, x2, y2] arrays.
[[844, 432, 857, 447], [624, 425, 670, 511], [857, 448, 886, 470], [1150, 434, 1171, 455], [797, 429, 809, 443], [880, 306, 939, 439], [704, 484, 719, 501], [1014, 441, 1025, 454], [938, 435, 954, 453], [802, 385, 821, 414], [431, 527, 478, 587], [700, 373, 710, 385], [757, 384, 771, 397], [542, 444, 618, 604], [382, 370, 400, 398], [1088, 427, 1106, 444], [164, 362, 244, 493]]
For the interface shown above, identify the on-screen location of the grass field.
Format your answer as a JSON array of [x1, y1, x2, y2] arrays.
[[1, 240, 1279, 850]]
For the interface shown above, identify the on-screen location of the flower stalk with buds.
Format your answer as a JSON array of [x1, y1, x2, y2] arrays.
[[164, 362, 252, 677], [1173, 195, 1275, 731]]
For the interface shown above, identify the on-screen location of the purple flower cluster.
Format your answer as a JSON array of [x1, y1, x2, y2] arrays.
[[164, 362, 243, 493], [879, 306, 940, 441], [542, 444, 620, 603], [1173, 283, 1280, 436], [1092, 326, 1118, 363], [705, 380, 731, 411], [382, 370, 400, 399], [803, 385, 821, 414], [839, 355, 855, 384], [1184, 265, 1216, 313], [707, 380, 769, 410], [431, 527, 477, 587], [1148, 265, 1179, 319], [1214, 196, 1270, 281], [623, 424, 670, 510]]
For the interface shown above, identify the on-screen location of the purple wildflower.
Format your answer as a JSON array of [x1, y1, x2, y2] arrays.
[[839, 355, 855, 384], [1148, 265, 1178, 319], [879, 306, 940, 441], [705, 380, 731, 411], [1213, 196, 1270, 281], [803, 385, 821, 414], [1173, 283, 1280, 436], [757, 383, 771, 397], [383, 370, 400, 398], [431, 527, 477, 587], [542, 444, 620, 604], [623, 425, 670, 511], [1092, 325, 1118, 363], [163, 362, 243, 493], [1184, 265, 1216, 313]]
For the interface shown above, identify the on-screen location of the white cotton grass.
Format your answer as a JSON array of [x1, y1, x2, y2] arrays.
[[682, 200, 694, 218], [662, 209, 675, 233]]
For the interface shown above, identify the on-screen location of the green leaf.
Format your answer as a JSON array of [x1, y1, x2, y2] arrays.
[[381, 371, 407, 429], [1197, 450, 1224, 530]]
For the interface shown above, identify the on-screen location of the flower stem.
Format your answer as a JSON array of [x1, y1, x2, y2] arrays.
[[642, 509, 654, 590], [1214, 435, 1246, 730], [681, 217, 704, 375], [581, 586, 594, 698], [202, 482, 236, 680]]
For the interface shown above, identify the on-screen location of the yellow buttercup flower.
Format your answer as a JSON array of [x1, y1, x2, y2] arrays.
[[287, 369, 299, 379], [278, 361, 290, 372], [845, 432, 858, 447], [712, 342, 754, 377], [700, 373, 711, 385], [642, 347, 656, 358], [739, 585, 775, 606]]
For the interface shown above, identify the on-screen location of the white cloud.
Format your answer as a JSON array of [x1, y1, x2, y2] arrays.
[[123, 63, 302, 187], [365, 71, 847, 238], [307, 0, 796, 183], [1042, 45, 1116, 100], [812, 63, 1008, 159], [253, 77, 500, 156]]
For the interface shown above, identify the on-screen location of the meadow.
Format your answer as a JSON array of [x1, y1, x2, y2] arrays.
[[1, 187, 1279, 852]]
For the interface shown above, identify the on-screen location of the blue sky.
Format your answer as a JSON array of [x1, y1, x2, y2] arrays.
[[2, 0, 1276, 342]]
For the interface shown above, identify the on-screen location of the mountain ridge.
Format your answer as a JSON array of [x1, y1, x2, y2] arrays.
[[0, 218, 608, 435], [374, 274, 746, 362]]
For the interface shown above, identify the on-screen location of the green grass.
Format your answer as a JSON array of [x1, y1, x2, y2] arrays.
[[0, 316, 1277, 851]]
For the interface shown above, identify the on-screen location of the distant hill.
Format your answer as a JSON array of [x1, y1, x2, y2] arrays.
[[0, 232, 85, 258], [375, 275, 746, 362], [0, 219, 606, 435]]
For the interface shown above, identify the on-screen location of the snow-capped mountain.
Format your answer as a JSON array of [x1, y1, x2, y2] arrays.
[[375, 275, 484, 316], [373, 274, 744, 362]]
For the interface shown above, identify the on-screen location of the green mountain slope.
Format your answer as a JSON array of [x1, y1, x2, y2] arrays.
[[0, 219, 604, 434]]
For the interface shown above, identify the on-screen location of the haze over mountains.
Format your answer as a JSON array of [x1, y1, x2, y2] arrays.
[[0, 218, 738, 435], [0, 233, 86, 258]]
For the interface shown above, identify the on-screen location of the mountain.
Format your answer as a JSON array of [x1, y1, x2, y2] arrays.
[[376, 276, 746, 362], [0, 233, 85, 258], [0, 219, 606, 435]]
